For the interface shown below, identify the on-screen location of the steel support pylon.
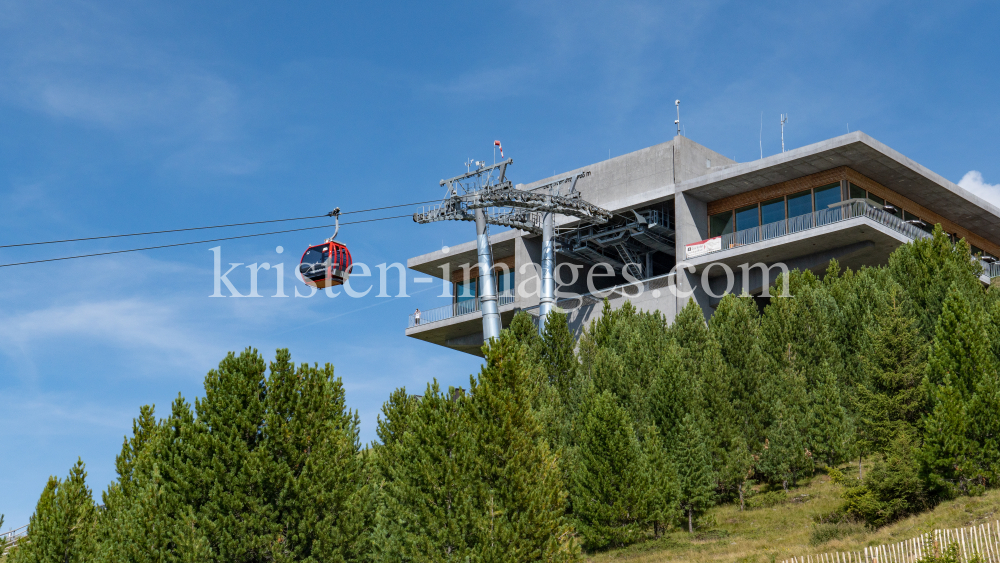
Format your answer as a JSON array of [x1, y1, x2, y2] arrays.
[[538, 211, 555, 334], [475, 208, 502, 343]]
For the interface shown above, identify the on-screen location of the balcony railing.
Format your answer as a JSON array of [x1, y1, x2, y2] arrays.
[[701, 200, 999, 278], [408, 290, 516, 328]]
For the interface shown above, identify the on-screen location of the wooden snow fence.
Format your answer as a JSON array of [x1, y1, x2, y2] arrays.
[[782, 521, 1000, 563]]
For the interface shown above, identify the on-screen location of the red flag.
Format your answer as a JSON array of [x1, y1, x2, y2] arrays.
[[494, 140, 503, 158]]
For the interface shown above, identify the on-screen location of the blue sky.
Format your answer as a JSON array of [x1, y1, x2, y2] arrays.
[[2, 0, 999, 527]]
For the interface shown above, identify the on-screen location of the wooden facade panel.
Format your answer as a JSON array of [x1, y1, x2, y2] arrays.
[[706, 168, 848, 215], [705, 166, 1000, 258]]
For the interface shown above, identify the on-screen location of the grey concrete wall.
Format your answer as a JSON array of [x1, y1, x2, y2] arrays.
[[514, 234, 542, 310], [518, 141, 676, 218], [673, 135, 738, 183], [673, 190, 713, 318]]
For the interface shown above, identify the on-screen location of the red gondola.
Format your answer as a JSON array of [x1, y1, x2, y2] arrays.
[[299, 207, 353, 289]]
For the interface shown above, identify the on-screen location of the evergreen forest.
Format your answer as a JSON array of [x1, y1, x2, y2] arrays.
[[6, 227, 1000, 562]]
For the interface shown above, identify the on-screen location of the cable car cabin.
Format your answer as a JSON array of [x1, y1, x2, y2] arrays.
[[299, 242, 352, 289]]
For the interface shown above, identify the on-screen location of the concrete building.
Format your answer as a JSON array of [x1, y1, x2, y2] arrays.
[[405, 132, 1000, 356]]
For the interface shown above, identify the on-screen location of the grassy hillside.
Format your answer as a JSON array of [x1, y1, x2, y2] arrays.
[[587, 468, 1000, 563]]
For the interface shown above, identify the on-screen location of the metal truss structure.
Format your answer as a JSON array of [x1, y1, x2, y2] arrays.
[[413, 159, 612, 233], [413, 159, 614, 339], [556, 209, 676, 279]]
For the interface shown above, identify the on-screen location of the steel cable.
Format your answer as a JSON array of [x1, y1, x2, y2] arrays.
[[0, 214, 411, 268]]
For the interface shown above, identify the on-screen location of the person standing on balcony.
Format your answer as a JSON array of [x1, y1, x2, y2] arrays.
[[414, 308, 421, 325]]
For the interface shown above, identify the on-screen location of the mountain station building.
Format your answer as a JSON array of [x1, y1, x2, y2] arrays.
[[405, 132, 1000, 355]]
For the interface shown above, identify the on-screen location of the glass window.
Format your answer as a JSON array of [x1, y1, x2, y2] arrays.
[[456, 279, 477, 302], [302, 245, 328, 266], [760, 197, 786, 225], [903, 210, 918, 222], [814, 183, 842, 211], [709, 210, 733, 238], [735, 204, 760, 231], [849, 183, 866, 200], [972, 245, 984, 256], [787, 190, 813, 218], [868, 193, 885, 206], [495, 271, 515, 294]]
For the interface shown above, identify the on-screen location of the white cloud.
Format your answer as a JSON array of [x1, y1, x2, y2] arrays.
[[958, 171, 1000, 208], [0, 299, 221, 377]]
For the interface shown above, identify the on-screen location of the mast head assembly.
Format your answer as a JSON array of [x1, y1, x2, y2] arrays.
[[413, 159, 611, 234]]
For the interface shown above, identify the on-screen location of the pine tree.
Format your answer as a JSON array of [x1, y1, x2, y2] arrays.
[[674, 414, 714, 534], [191, 348, 278, 561], [759, 379, 813, 492], [9, 459, 97, 563], [761, 270, 846, 390], [469, 328, 579, 562], [98, 395, 208, 563], [725, 435, 755, 512], [925, 283, 995, 399], [840, 433, 927, 528], [666, 299, 730, 480], [570, 390, 649, 550], [920, 376, 972, 498], [508, 309, 542, 347], [854, 286, 926, 456], [642, 427, 679, 536], [809, 366, 852, 468], [263, 349, 369, 562], [539, 310, 579, 409], [710, 294, 770, 450], [645, 340, 690, 444], [889, 226, 986, 340], [369, 381, 481, 561], [988, 297, 1000, 366], [115, 404, 158, 492], [968, 371, 1000, 488], [579, 301, 669, 432]]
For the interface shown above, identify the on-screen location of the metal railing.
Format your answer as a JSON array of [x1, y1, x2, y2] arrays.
[[2, 524, 28, 552], [706, 201, 999, 278], [408, 290, 516, 328]]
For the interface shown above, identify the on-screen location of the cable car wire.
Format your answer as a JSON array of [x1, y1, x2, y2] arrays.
[[0, 200, 437, 250], [0, 214, 411, 269]]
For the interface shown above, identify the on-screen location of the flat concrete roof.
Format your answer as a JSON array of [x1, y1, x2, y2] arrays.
[[678, 132, 1000, 244], [407, 228, 521, 279]]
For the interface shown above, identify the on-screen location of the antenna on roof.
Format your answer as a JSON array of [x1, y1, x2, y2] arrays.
[[759, 112, 763, 160], [780, 114, 788, 153], [675, 100, 681, 137]]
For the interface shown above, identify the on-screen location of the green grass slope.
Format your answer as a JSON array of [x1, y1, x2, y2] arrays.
[[586, 470, 1000, 563]]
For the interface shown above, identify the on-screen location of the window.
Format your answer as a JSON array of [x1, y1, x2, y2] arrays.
[[814, 183, 842, 211], [495, 271, 515, 295], [456, 279, 477, 302], [903, 210, 918, 222], [735, 204, 760, 231], [760, 197, 786, 225], [849, 183, 866, 200], [787, 190, 813, 218], [972, 245, 984, 257], [302, 245, 327, 266], [710, 210, 734, 238]]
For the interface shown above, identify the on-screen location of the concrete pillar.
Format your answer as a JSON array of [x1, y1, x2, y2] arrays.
[[673, 190, 713, 319]]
